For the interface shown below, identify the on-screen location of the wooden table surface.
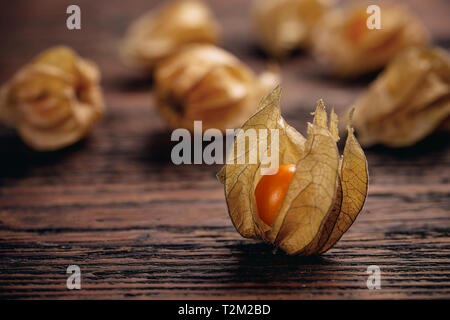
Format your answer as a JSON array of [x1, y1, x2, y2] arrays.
[[0, 0, 449, 299]]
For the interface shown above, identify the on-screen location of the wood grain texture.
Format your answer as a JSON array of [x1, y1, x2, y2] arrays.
[[0, 0, 449, 299]]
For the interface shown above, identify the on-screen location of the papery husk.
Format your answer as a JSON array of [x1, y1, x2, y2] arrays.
[[312, 3, 430, 77], [317, 125, 368, 253], [154, 44, 280, 132], [252, 0, 333, 57], [120, 0, 219, 71], [217, 87, 368, 255], [348, 47, 450, 147], [0, 46, 105, 151]]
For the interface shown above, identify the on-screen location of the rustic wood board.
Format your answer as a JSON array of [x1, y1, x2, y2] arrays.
[[0, 0, 449, 299]]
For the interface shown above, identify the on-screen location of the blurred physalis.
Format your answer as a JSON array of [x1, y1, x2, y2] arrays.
[[313, 3, 429, 77], [0, 46, 105, 151], [154, 44, 279, 133], [347, 47, 450, 147], [120, 0, 220, 71], [217, 87, 368, 255], [252, 0, 333, 57]]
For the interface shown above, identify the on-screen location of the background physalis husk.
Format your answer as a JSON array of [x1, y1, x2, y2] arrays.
[[120, 0, 220, 71], [217, 87, 368, 255], [348, 47, 450, 148], [252, 0, 333, 57], [312, 3, 430, 77], [154, 44, 279, 133], [0, 46, 105, 151]]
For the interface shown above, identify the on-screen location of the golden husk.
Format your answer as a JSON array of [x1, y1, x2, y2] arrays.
[[312, 3, 430, 77], [154, 44, 280, 132], [0, 46, 105, 151], [218, 87, 368, 255], [120, 0, 220, 71], [348, 47, 450, 147], [253, 0, 333, 57]]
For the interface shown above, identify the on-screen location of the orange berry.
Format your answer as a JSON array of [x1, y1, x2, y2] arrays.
[[254, 164, 296, 226]]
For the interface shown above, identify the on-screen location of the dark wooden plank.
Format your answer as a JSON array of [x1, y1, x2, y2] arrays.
[[0, 0, 449, 299]]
